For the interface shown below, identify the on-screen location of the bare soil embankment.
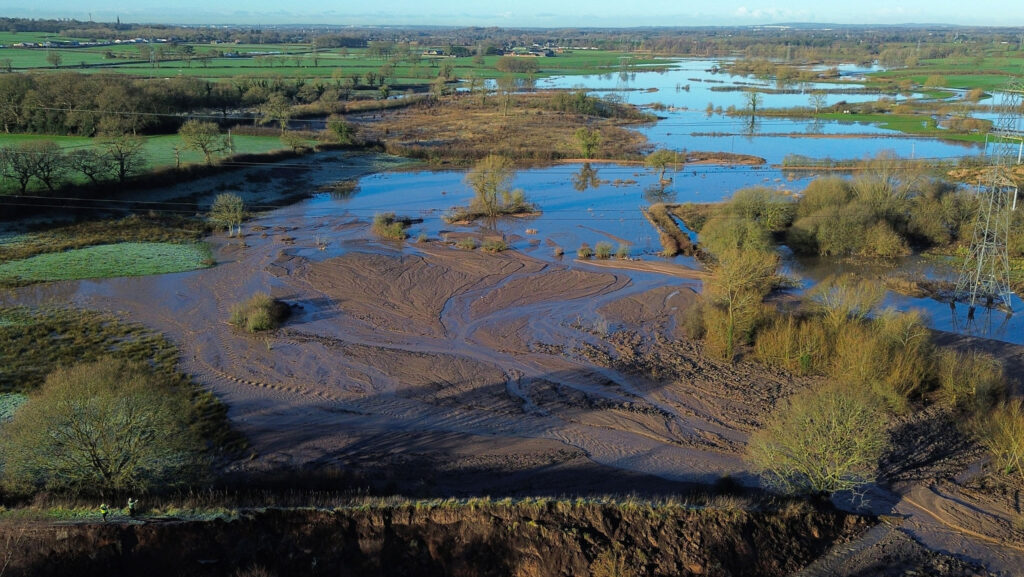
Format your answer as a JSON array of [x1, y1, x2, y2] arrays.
[[0, 501, 866, 577]]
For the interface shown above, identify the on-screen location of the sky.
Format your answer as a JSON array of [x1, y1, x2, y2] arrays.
[[4, 0, 1024, 28]]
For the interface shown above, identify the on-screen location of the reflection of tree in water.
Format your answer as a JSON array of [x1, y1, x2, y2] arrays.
[[572, 163, 603, 192], [644, 182, 677, 204], [805, 118, 824, 135], [743, 116, 761, 136]]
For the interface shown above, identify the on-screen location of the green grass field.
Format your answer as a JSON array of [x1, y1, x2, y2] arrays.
[[0, 44, 662, 83], [0, 242, 212, 285], [0, 132, 299, 179], [869, 53, 1024, 91], [816, 112, 986, 142]]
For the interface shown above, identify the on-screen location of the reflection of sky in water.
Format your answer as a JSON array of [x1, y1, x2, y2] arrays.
[[304, 164, 807, 254], [300, 159, 1022, 343], [540, 58, 918, 110], [305, 166, 1022, 343], [300, 61, 1016, 342], [539, 59, 984, 163]]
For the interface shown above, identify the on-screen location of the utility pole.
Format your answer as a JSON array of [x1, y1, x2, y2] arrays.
[[953, 80, 1023, 319]]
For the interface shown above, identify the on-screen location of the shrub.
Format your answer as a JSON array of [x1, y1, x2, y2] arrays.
[[748, 383, 889, 495], [703, 247, 779, 362], [828, 309, 932, 412], [481, 239, 508, 253], [728, 186, 796, 232], [615, 244, 630, 259], [860, 221, 910, 258], [809, 274, 886, 334], [935, 349, 1005, 412], [229, 292, 289, 333], [754, 315, 829, 376], [698, 215, 772, 258], [577, 243, 593, 259], [553, 245, 564, 257], [0, 358, 206, 495], [456, 237, 478, 250], [372, 213, 408, 240], [680, 300, 707, 340], [872, 309, 933, 407], [975, 401, 1024, 481], [594, 241, 613, 259]]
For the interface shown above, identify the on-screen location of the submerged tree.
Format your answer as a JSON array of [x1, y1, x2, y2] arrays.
[[461, 154, 533, 219], [645, 148, 683, 183], [209, 192, 245, 237]]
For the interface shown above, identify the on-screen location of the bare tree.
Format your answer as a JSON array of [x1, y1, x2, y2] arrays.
[[178, 119, 227, 165], [101, 135, 147, 182]]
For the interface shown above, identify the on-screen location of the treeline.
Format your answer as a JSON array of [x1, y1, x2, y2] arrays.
[[0, 136, 147, 194], [0, 73, 231, 136], [8, 17, 1023, 61]]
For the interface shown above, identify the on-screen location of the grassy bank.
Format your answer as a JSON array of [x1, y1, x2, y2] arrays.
[[0, 242, 211, 286]]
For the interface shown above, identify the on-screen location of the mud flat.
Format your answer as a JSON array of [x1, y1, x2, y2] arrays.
[[1, 195, 792, 493]]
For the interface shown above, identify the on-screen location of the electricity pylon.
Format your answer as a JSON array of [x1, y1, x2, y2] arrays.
[[954, 80, 1023, 319]]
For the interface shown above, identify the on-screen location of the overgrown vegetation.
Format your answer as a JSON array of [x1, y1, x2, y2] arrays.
[[364, 92, 652, 165], [229, 292, 290, 333], [371, 212, 411, 240], [975, 401, 1024, 482], [749, 383, 889, 495], [1, 358, 207, 496], [0, 306, 240, 492]]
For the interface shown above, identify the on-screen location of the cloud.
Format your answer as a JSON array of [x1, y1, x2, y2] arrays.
[[733, 6, 808, 21]]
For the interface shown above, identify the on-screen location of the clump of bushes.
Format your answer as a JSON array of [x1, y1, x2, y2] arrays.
[[577, 243, 593, 259], [456, 237, 478, 250], [975, 401, 1024, 482], [935, 349, 1005, 412], [229, 292, 289, 333], [481, 239, 508, 253], [594, 242, 613, 259], [698, 187, 791, 258], [372, 213, 408, 241]]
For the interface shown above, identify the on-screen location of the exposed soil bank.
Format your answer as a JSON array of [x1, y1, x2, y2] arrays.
[[0, 502, 867, 577]]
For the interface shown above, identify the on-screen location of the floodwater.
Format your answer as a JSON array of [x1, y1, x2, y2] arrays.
[[541, 58, 985, 163], [306, 58, 1015, 342], [307, 162, 1023, 344]]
